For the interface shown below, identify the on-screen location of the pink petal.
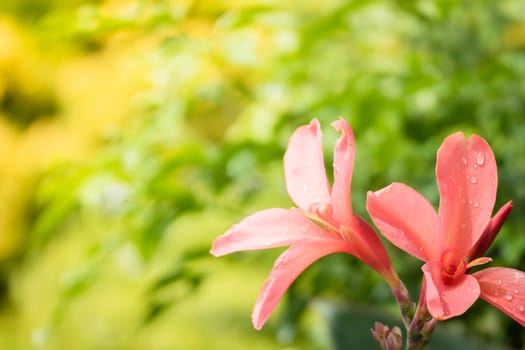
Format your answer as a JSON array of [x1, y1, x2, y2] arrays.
[[252, 238, 351, 329], [366, 183, 440, 261], [422, 262, 480, 320], [345, 215, 396, 284], [436, 132, 497, 257], [468, 201, 512, 260], [330, 118, 355, 226], [284, 119, 331, 211], [210, 208, 332, 256], [474, 267, 525, 327]]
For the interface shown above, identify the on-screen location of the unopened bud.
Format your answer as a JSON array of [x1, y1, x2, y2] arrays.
[[371, 322, 403, 350], [385, 326, 402, 350], [371, 322, 389, 349], [468, 201, 512, 260]]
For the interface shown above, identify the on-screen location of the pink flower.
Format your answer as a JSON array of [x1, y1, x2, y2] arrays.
[[211, 118, 399, 329], [367, 132, 525, 326]]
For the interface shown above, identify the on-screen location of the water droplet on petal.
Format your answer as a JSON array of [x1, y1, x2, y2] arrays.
[[302, 184, 309, 191], [258, 283, 270, 301], [505, 293, 514, 301], [515, 289, 520, 295], [497, 280, 502, 285], [281, 231, 288, 237], [473, 201, 479, 208], [470, 176, 478, 184], [476, 152, 485, 166], [519, 305, 524, 313]]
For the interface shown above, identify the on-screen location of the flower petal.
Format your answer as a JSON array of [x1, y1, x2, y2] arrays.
[[422, 262, 480, 320], [252, 239, 351, 329], [468, 201, 512, 260], [474, 267, 525, 327], [284, 119, 331, 211], [210, 208, 332, 256], [436, 132, 497, 257], [344, 215, 397, 285], [330, 118, 355, 226], [367, 183, 440, 261]]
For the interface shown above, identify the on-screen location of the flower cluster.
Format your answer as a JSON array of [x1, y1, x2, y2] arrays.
[[211, 118, 525, 348]]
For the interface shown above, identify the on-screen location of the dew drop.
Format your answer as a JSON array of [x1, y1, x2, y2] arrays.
[[259, 283, 270, 301], [519, 305, 524, 313], [473, 201, 479, 208], [476, 152, 485, 166], [470, 176, 478, 184], [302, 184, 309, 191], [515, 289, 520, 295], [281, 231, 288, 237], [497, 279, 502, 285], [514, 271, 523, 282], [505, 293, 514, 301]]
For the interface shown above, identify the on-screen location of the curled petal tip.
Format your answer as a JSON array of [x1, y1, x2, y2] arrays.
[[330, 117, 350, 132]]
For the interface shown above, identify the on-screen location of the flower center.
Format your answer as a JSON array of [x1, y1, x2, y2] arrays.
[[440, 249, 467, 285]]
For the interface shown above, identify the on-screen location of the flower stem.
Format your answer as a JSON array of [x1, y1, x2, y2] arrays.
[[391, 281, 414, 328], [405, 280, 437, 350]]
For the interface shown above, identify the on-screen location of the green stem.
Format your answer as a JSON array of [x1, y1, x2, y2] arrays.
[[391, 281, 414, 328], [405, 280, 437, 350]]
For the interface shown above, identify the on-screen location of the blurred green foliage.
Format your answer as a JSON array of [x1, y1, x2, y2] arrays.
[[1, 0, 525, 349]]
